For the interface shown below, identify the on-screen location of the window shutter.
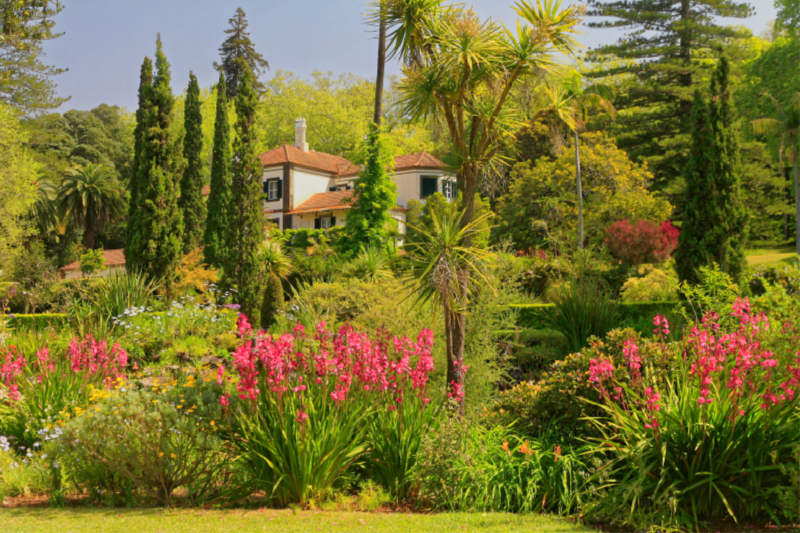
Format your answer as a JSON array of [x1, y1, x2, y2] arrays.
[[329, 187, 336, 192], [452, 179, 457, 198], [277, 180, 283, 199], [262, 180, 269, 194], [331, 216, 336, 227], [314, 218, 321, 230]]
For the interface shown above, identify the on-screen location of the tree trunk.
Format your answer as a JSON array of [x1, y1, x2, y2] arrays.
[[84, 216, 95, 249], [373, 4, 386, 128], [793, 152, 799, 256], [575, 129, 584, 250]]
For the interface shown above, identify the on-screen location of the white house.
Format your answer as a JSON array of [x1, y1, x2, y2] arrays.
[[59, 249, 127, 279], [257, 118, 456, 231]]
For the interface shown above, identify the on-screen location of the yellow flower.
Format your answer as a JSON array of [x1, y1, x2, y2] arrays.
[[159, 452, 164, 457]]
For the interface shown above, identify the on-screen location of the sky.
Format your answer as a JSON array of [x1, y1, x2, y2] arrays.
[[42, 0, 778, 113]]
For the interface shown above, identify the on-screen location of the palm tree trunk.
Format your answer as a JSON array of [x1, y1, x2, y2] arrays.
[[793, 151, 799, 256], [373, 3, 386, 128], [84, 217, 95, 249], [575, 129, 584, 250]]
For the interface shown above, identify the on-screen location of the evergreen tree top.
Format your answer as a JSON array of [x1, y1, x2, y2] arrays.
[[154, 34, 171, 88], [213, 7, 269, 97]]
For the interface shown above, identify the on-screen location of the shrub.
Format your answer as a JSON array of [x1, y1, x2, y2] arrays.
[[749, 262, 800, 296], [486, 328, 670, 440], [583, 302, 800, 529], [547, 277, 620, 353], [61, 380, 226, 506], [0, 336, 127, 448], [225, 316, 436, 507], [605, 219, 679, 265], [516, 258, 571, 298], [260, 274, 284, 329], [412, 419, 588, 513], [621, 266, 679, 302], [89, 271, 159, 321]]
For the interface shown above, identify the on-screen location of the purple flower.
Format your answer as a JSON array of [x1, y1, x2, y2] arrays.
[[224, 303, 241, 310]]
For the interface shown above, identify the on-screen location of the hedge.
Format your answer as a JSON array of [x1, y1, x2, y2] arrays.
[[5, 313, 70, 330], [508, 301, 680, 330]]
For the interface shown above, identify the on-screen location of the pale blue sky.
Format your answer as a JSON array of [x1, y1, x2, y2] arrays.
[[42, 0, 777, 113]]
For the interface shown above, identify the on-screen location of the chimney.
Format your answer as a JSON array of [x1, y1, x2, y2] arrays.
[[294, 118, 308, 152]]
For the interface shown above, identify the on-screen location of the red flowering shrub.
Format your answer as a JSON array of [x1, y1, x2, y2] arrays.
[[605, 219, 679, 265], [585, 302, 800, 529], [0, 335, 128, 448], [225, 314, 436, 505]]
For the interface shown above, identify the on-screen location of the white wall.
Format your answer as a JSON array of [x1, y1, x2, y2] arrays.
[[292, 168, 335, 207], [63, 264, 126, 280], [395, 170, 459, 207]]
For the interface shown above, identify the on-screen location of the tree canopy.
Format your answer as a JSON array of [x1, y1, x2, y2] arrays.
[[213, 7, 269, 98]]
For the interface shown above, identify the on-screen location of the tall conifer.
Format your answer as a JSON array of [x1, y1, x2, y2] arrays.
[[341, 125, 397, 254], [676, 58, 748, 284], [225, 68, 265, 323], [203, 73, 232, 268], [127, 35, 184, 289], [179, 71, 206, 253], [125, 56, 152, 268]]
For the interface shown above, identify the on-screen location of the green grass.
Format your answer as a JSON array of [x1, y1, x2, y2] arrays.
[[0, 509, 592, 533], [746, 246, 797, 266]]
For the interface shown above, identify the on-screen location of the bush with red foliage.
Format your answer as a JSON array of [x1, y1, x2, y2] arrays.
[[605, 219, 679, 265]]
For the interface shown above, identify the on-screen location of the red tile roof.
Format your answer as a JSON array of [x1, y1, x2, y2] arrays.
[[259, 144, 360, 176], [257, 146, 446, 176], [286, 191, 409, 215], [393, 151, 446, 171], [286, 190, 354, 215], [60, 249, 126, 272]]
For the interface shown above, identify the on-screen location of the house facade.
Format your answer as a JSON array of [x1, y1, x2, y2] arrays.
[[257, 119, 455, 231]]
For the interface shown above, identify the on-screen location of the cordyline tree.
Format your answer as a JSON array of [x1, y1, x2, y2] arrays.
[[224, 67, 265, 323], [126, 36, 184, 290], [179, 71, 206, 254], [676, 58, 747, 284], [389, 0, 582, 396], [203, 73, 232, 268]]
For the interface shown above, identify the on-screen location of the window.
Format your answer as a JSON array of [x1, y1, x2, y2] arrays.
[[421, 176, 438, 198], [443, 180, 457, 199], [315, 216, 336, 229], [266, 217, 280, 229], [264, 179, 282, 201]]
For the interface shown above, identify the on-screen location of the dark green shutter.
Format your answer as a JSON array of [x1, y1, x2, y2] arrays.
[[331, 216, 336, 227], [314, 218, 321, 229], [277, 180, 283, 199]]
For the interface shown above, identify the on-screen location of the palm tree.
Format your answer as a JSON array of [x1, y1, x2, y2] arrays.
[[403, 201, 495, 406], [260, 239, 292, 328], [57, 164, 125, 249], [367, 1, 389, 126], [752, 92, 800, 255], [347, 246, 393, 283], [561, 75, 616, 249], [31, 170, 64, 239]]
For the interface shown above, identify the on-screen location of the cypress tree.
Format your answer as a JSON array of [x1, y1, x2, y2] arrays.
[[341, 124, 397, 254], [125, 56, 152, 268], [203, 73, 232, 269], [261, 274, 284, 329], [128, 35, 184, 290], [707, 57, 748, 281], [179, 71, 206, 254], [676, 90, 715, 285], [224, 68, 265, 323], [676, 58, 748, 284]]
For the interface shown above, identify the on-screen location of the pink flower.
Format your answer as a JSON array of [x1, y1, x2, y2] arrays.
[[237, 313, 252, 337], [296, 410, 309, 424], [653, 315, 670, 338], [220, 394, 230, 407]]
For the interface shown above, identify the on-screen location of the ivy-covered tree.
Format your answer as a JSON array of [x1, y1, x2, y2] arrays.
[[584, 0, 754, 193], [125, 56, 153, 268], [203, 73, 232, 269], [224, 68, 265, 323], [126, 36, 184, 289], [179, 71, 206, 254], [213, 8, 269, 98], [341, 125, 397, 254], [676, 58, 747, 284]]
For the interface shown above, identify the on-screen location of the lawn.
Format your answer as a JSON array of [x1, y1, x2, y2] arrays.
[[746, 246, 797, 266], [0, 508, 591, 533]]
